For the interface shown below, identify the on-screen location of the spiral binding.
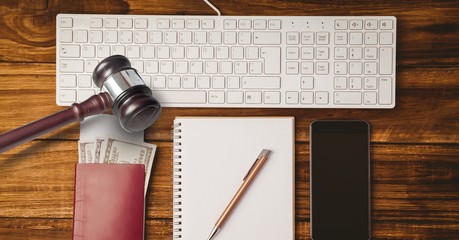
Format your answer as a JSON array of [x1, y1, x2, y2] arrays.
[[172, 122, 183, 239]]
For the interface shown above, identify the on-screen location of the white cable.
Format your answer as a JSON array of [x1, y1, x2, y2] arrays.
[[203, 0, 221, 16]]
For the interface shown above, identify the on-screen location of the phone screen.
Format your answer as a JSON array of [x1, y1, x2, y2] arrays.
[[310, 120, 370, 240]]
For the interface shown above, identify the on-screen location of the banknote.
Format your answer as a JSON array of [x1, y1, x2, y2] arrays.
[[78, 141, 96, 163], [98, 137, 157, 195]]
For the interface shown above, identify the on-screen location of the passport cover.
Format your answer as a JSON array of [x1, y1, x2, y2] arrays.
[[73, 164, 145, 240]]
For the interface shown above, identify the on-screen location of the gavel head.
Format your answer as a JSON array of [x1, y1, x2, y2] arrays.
[[93, 55, 161, 133]]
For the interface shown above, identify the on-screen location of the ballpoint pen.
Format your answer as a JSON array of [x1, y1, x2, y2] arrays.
[[206, 149, 272, 240]]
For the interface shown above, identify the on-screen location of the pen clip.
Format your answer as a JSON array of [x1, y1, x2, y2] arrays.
[[243, 157, 260, 181], [243, 149, 271, 181]]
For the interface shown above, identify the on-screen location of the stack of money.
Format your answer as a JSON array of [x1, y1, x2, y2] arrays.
[[78, 114, 157, 195]]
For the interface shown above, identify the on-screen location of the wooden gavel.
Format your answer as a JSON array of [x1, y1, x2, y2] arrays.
[[0, 55, 161, 153]]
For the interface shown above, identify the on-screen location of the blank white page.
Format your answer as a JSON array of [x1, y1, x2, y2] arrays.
[[173, 117, 295, 240]]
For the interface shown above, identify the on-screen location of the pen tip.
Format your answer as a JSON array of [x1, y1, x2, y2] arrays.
[[207, 226, 219, 240]]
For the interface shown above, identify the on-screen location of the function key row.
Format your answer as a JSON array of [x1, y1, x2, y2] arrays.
[[59, 17, 282, 30], [334, 19, 393, 30]]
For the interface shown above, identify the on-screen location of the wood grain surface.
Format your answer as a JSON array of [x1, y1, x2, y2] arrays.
[[0, 0, 458, 239]]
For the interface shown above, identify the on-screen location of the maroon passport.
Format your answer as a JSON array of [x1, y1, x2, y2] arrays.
[[73, 164, 145, 240]]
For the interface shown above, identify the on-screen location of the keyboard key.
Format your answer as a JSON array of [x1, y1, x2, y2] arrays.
[[126, 46, 140, 58], [232, 46, 244, 59], [334, 92, 362, 104], [157, 46, 170, 59], [238, 19, 252, 30], [223, 32, 237, 44], [120, 18, 133, 28], [364, 77, 377, 89], [165, 31, 178, 44], [246, 46, 259, 60], [261, 47, 281, 74], [120, 31, 133, 43], [209, 91, 225, 103], [172, 19, 185, 29], [301, 62, 314, 75], [216, 46, 229, 59], [152, 76, 166, 88], [194, 32, 207, 44], [150, 31, 163, 44], [286, 32, 300, 45], [365, 19, 378, 30], [167, 76, 181, 88], [179, 31, 192, 44], [224, 19, 237, 30], [175, 61, 188, 74], [60, 30, 72, 43], [349, 32, 363, 45], [182, 76, 196, 89], [161, 61, 174, 74], [135, 18, 148, 28], [171, 46, 185, 59], [253, 20, 266, 30], [264, 91, 281, 104], [242, 76, 280, 89], [112, 45, 125, 56], [365, 47, 378, 60], [227, 76, 240, 89], [315, 91, 329, 104], [75, 30, 88, 43], [249, 61, 263, 74], [349, 62, 363, 75], [268, 19, 281, 30], [334, 77, 347, 90], [380, 32, 393, 45], [197, 76, 211, 89], [301, 47, 314, 60], [157, 19, 170, 29], [104, 18, 117, 28], [60, 60, 84, 73], [349, 19, 363, 30], [59, 45, 80, 58], [380, 19, 393, 30], [187, 19, 199, 29], [365, 32, 378, 44], [146, 61, 159, 73], [301, 77, 314, 89], [59, 75, 77, 87], [78, 75, 92, 88], [301, 32, 314, 45], [286, 47, 299, 60], [350, 47, 362, 60], [300, 92, 314, 104], [202, 46, 214, 59], [212, 76, 225, 89], [220, 61, 233, 74], [90, 18, 102, 28], [85, 60, 98, 73], [364, 92, 377, 104], [253, 32, 281, 45], [245, 91, 262, 104], [286, 91, 299, 104], [379, 77, 392, 105], [316, 47, 329, 60], [202, 19, 215, 29], [152, 90, 206, 103], [234, 61, 248, 74], [365, 62, 377, 75], [187, 46, 200, 59], [59, 17, 73, 28], [286, 62, 299, 75], [190, 61, 203, 74], [316, 32, 329, 45], [209, 32, 222, 44], [135, 31, 148, 44], [334, 62, 347, 75], [205, 61, 218, 74], [334, 32, 347, 45], [316, 62, 329, 75], [380, 47, 393, 74], [238, 32, 251, 45], [349, 77, 362, 89], [105, 30, 117, 43], [228, 91, 244, 104], [335, 19, 348, 30], [334, 47, 347, 60], [143, 46, 155, 59], [59, 90, 76, 103]]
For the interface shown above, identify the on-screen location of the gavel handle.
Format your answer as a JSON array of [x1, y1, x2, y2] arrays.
[[0, 92, 112, 154]]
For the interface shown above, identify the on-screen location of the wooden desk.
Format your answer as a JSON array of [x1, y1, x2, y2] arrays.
[[0, 0, 458, 239]]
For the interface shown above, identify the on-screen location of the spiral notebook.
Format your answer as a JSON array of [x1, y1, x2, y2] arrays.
[[173, 117, 295, 240]]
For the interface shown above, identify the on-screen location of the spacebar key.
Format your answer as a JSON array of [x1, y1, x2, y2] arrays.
[[152, 90, 207, 104]]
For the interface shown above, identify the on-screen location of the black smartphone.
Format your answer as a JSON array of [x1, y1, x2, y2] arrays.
[[310, 120, 370, 240]]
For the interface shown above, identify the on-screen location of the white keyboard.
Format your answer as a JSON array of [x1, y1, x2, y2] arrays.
[[56, 14, 396, 108]]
